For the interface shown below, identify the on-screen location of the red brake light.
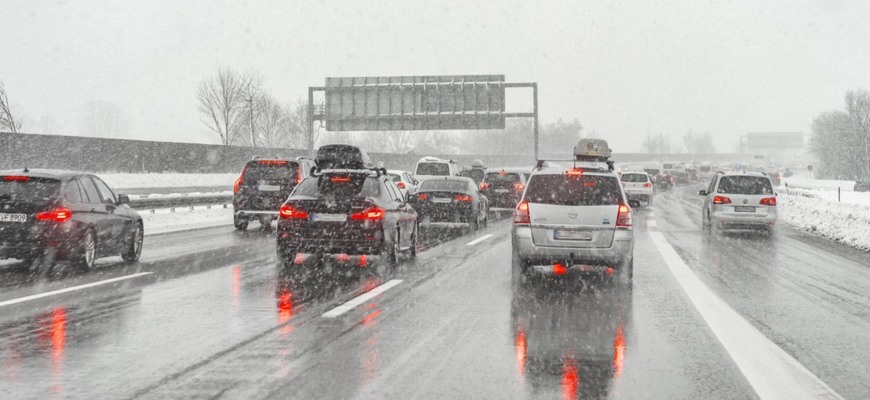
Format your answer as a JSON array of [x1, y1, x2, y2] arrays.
[[279, 204, 309, 219], [760, 197, 777, 206], [479, 182, 490, 190], [514, 200, 530, 225], [713, 196, 731, 205], [258, 160, 289, 165], [396, 182, 406, 189], [643, 182, 652, 188], [330, 176, 351, 183], [36, 207, 72, 223], [514, 183, 525, 191], [454, 194, 473, 202], [417, 193, 429, 201], [616, 203, 632, 227], [566, 169, 584, 176], [351, 206, 385, 221], [3, 176, 30, 182], [296, 168, 303, 185], [233, 177, 242, 193]]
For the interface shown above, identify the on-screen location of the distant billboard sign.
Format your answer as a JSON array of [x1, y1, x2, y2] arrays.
[[746, 132, 804, 150], [324, 75, 506, 131]]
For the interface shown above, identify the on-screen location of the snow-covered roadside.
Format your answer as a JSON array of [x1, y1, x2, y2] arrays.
[[100, 173, 237, 189], [779, 194, 870, 251], [142, 206, 235, 236]]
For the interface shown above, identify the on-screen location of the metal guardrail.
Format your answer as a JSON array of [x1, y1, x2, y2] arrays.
[[128, 194, 233, 210]]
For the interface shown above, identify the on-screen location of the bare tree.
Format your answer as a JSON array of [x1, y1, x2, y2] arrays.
[[197, 68, 255, 145], [0, 81, 22, 133], [287, 98, 319, 149], [81, 100, 129, 138], [254, 93, 290, 150], [239, 74, 263, 147]]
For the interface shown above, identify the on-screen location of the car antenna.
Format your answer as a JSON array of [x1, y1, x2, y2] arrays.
[[23, 167, 29, 173]]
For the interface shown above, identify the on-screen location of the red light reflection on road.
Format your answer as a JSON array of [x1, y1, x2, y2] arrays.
[[514, 328, 527, 375], [277, 291, 294, 335], [561, 358, 579, 400], [36, 308, 67, 393], [232, 265, 241, 309], [613, 325, 626, 378]]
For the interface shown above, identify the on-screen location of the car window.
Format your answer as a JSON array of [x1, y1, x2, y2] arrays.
[[293, 174, 380, 198], [79, 177, 102, 204], [525, 174, 622, 206], [716, 176, 773, 195], [416, 162, 450, 176], [707, 177, 717, 194], [419, 180, 467, 192], [620, 173, 648, 183], [484, 172, 522, 183], [64, 179, 84, 203], [387, 173, 402, 183], [91, 177, 117, 204], [383, 180, 401, 202], [0, 176, 60, 201], [244, 161, 297, 183]]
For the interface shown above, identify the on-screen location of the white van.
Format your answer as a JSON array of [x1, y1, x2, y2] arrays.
[[413, 156, 460, 182]]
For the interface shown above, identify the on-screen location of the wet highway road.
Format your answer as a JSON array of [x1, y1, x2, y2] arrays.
[[1, 190, 869, 399]]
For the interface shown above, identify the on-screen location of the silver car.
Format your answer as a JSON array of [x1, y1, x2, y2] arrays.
[[511, 165, 636, 283], [699, 172, 777, 234]]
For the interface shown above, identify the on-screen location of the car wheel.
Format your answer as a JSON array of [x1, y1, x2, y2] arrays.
[[234, 214, 249, 231], [258, 215, 272, 230], [381, 229, 399, 271], [75, 229, 97, 269], [617, 259, 633, 287], [470, 212, 480, 231], [121, 222, 144, 262], [409, 225, 418, 258]]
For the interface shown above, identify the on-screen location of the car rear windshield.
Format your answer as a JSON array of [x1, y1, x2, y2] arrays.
[[700, 166, 712, 172], [387, 174, 402, 183], [293, 174, 379, 198], [644, 169, 660, 175], [717, 176, 773, 195], [244, 162, 297, 183], [620, 173, 648, 183], [416, 162, 450, 176], [0, 177, 61, 201], [484, 172, 522, 183], [662, 163, 674, 169], [419, 180, 468, 192], [525, 174, 622, 206]]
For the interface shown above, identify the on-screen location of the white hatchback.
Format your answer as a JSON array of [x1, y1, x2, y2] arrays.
[[620, 171, 654, 205]]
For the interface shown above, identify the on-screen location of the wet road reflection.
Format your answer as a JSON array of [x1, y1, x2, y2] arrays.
[[511, 278, 632, 399]]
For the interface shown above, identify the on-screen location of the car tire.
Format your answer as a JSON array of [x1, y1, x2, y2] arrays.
[[234, 214, 249, 231], [74, 229, 97, 269], [617, 259, 633, 287], [381, 229, 399, 271], [470, 212, 480, 231], [258, 215, 272, 230], [511, 250, 531, 286], [121, 222, 144, 262], [409, 225, 418, 258]]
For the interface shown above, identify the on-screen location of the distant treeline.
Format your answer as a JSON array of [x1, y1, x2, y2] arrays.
[[810, 89, 870, 179]]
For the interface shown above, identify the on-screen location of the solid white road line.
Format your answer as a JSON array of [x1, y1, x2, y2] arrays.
[[322, 279, 403, 318], [0, 272, 154, 308], [466, 234, 494, 246], [649, 232, 843, 400]]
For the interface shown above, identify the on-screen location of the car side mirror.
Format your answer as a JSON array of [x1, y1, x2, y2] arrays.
[[698, 190, 707, 196], [117, 194, 130, 205], [628, 200, 641, 208], [406, 194, 417, 203]]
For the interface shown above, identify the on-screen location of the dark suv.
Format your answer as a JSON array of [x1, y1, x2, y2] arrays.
[[480, 169, 526, 209], [0, 170, 143, 270], [233, 157, 315, 230], [276, 169, 417, 275]]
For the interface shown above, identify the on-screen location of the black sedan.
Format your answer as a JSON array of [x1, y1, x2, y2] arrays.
[[408, 176, 488, 231], [276, 169, 417, 274], [0, 169, 143, 270], [479, 169, 526, 210]]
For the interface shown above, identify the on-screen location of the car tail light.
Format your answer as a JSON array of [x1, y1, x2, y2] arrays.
[[417, 193, 429, 202], [258, 160, 289, 165], [454, 194, 473, 202], [36, 207, 72, 223], [479, 182, 490, 190], [3, 176, 30, 182], [514, 200, 530, 225], [296, 168, 303, 185], [396, 182, 406, 189], [233, 176, 242, 193], [566, 169, 584, 176], [643, 182, 652, 188], [616, 202, 632, 227], [351, 206, 385, 221], [713, 196, 731, 205], [760, 197, 777, 206], [514, 183, 525, 191], [330, 176, 351, 183], [279, 204, 309, 219]]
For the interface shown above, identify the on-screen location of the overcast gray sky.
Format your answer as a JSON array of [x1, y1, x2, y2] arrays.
[[2, 0, 869, 152]]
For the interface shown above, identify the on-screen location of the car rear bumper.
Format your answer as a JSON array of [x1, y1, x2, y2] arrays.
[[511, 226, 633, 266], [711, 212, 777, 231]]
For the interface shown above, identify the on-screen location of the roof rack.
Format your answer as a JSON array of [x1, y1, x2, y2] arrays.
[[310, 167, 388, 178], [534, 159, 614, 172]]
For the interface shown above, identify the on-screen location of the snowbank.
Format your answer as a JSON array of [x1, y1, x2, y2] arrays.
[[142, 206, 234, 236], [100, 173, 238, 189], [779, 194, 870, 251]]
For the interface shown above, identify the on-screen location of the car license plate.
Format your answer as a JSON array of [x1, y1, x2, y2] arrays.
[[554, 230, 593, 240], [734, 206, 755, 213], [311, 213, 346, 222], [494, 189, 509, 193], [0, 213, 27, 223], [259, 184, 280, 191], [431, 198, 452, 203]]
